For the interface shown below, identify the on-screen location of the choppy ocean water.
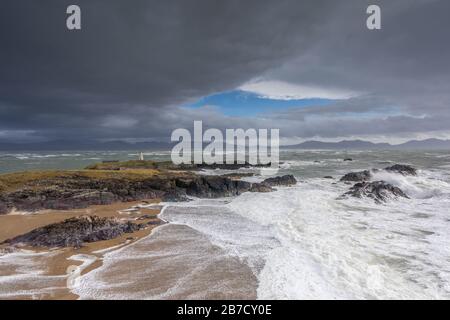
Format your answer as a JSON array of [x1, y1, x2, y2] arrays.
[[2, 149, 450, 299]]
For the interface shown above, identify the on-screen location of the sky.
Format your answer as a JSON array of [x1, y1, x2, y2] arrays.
[[1, 0, 450, 145]]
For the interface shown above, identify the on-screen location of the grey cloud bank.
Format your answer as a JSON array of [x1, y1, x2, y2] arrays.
[[0, 0, 449, 145]]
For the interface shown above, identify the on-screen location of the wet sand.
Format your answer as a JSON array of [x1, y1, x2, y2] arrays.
[[0, 200, 162, 300], [72, 224, 258, 300], [1, 200, 258, 300]]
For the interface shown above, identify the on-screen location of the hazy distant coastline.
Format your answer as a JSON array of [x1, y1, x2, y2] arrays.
[[0, 138, 450, 151]]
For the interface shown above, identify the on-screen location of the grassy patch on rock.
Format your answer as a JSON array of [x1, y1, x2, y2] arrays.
[[0, 169, 162, 193]]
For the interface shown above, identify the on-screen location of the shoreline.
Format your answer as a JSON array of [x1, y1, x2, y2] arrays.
[[0, 161, 297, 300], [0, 200, 163, 300]]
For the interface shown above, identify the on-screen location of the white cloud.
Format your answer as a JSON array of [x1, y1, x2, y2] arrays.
[[240, 80, 361, 100]]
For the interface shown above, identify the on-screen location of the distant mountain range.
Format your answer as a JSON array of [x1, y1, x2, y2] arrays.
[[284, 139, 450, 150], [0, 138, 449, 151], [0, 140, 173, 151]]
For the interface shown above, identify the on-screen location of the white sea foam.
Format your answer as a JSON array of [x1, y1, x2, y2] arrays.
[[225, 173, 450, 299], [139, 163, 450, 300], [66, 254, 98, 290]]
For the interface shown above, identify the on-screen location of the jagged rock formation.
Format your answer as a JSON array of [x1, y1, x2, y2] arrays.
[[261, 175, 297, 187], [340, 170, 372, 182], [340, 164, 417, 183], [248, 175, 297, 193], [384, 164, 417, 175], [0, 171, 297, 214], [249, 183, 273, 193], [343, 181, 409, 203], [175, 176, 252, 198], [2, 215, 144, 248]]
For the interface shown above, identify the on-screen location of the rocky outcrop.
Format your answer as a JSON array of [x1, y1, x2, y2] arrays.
[[161, 189, 190, 202], [0, 199, 8, 215], [342, 181, 409, 203], [220, 173, 255, 179], [177, 176, 252, 198], [0, 174, 253, 213], [261, 175, 297, 187], [2, 215, 145, 248], [340, 170, 372, 182], [249, 183, 273, 193], [0, 180, 165, 214], [248, 175, 297, 193], [0, 167, 297, 213], [385, 164, 417, 176], [339, 164, 417, 184], [4, 189, 117, 213]]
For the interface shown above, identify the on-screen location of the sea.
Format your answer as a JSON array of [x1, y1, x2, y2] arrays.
[[1, 149, 450, 299]]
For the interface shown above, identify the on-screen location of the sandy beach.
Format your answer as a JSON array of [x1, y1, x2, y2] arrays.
[[0, 200, 162, 300]]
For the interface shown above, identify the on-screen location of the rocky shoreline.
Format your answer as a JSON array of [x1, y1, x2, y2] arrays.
[[0, 160, 418, 249], [0, 172, 297, 215], [0, 161, 297, 249]]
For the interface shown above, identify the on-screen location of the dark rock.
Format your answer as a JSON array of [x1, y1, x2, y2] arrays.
[[323, 176, 333, 179], [340, 170, 372, 182], [0, 171, 299, 212], [183, 176, 252, 198], [385, 164, 417, 176], [342, 181, 409, 203], [146, 220, 163, 226], [261, 175, 297, 187], [5, 188, 118, 212], [0, 174, 171, 213], [0, 200, 9, 215], [221, 173, 255, 179], [249, 183, 273, 193], [3, 215, 144, 248], [161, 188, 190, 202]]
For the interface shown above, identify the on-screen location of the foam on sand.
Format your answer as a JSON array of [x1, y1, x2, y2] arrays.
[[0, 250, 67, 299], [71, 223, 258, 299]]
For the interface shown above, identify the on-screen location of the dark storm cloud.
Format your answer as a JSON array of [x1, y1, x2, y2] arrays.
[[258, 0, 450, 140], [0, 0, 449, 143], [0, 0, 338, 141]]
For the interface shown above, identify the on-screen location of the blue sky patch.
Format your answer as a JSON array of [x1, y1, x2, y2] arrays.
[[185, 90, 335, 117]]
